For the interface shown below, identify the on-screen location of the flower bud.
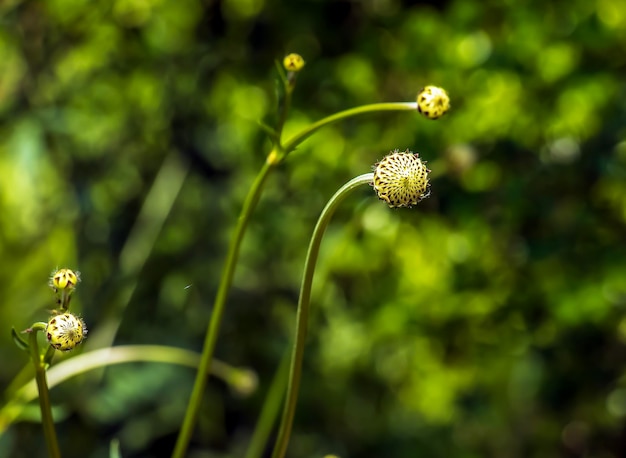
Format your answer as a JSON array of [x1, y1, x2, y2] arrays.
[[230, 368, 259, 397], [50, 268, 80, 292], [416, 85, 450, 119], [283, 53, 305, 72], [46, 312, 87, 351], [372, 149, 430, 208]]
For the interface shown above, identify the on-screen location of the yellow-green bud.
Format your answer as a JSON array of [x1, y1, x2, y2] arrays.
[[372, 149, 430, 208], [230, 368, 259, 397], [46, 312, 87, 351], [50, 268, 80, 292], [416, 85, 450, 119], [283, 53, 305, 72]]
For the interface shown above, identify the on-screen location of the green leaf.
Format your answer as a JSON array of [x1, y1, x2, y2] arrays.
[[11, 327, 29, 352], [257, 120, 279, 142]]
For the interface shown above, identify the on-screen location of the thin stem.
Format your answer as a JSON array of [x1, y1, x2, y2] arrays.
[[28, 324, 61, 458], [282, 102, 417, 156], [172, 161, 275, 458], [275, 68, 294, 139], [244, 350, 291, 458], [43, 345, 56, 366], [271, 173, 374, 458]]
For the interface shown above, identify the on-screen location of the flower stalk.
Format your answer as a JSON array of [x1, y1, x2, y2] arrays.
[[27, 322, 61, 458], [13, 268, 86, 458], [278, 102, 418, 163], [272, 149, 433, 457], [271, 173, 373, 458], [172, 161, 275, 458]]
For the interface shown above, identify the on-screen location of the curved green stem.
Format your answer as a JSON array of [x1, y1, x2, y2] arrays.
[[271, 173, 374, 458], [1, 345, 251, 435], [28, 323, 61, 458], [282, 103, 417, 156], [172, 161, 275, 458]]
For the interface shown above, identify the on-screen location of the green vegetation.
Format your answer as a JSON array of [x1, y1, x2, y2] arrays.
[[1, 0, 625, 457]]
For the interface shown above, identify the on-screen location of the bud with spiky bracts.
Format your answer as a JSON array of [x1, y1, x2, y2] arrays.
[[50, 268, 80, 292], [372, 149, 431, 208], [49, 268, 80, 312], [46, 312, 87, 352]]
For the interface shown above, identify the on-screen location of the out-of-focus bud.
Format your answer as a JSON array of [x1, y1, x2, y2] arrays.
[[283, 53, 305, 72], [416, 85, 450, 120]]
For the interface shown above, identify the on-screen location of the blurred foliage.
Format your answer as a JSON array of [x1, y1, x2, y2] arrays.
[[1, 0, 626, 457]]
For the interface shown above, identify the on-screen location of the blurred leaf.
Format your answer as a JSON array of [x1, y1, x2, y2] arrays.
[[10, 328, 29, 353]]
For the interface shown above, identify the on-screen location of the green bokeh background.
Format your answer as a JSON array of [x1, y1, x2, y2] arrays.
[[1, 0, 626, 456]]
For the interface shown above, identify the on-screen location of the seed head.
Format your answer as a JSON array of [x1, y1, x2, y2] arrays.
[[372, 149, 431, 208], [46, 312, 87, 351], [416, 86, 450, 120]]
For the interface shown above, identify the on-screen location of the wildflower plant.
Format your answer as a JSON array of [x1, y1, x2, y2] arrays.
[[7, 271, 254, 458], [9, 54, 450, 458], [271, 150, 436, 458], [173, 55, 450, 458], [11, 268, 86, 458]]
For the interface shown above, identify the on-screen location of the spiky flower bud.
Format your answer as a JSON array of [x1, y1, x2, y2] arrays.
[[372, 149, 430, 208], [283, 53, 305, 72], [416, 85, 450, 120], [46, 312, 87, 351], [50, 268, 80, 292]]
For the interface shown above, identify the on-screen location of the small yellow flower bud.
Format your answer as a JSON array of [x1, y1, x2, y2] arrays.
[[283, 53, 305, 72], [50, 268, 80, 292], [230, 368, 259, 397], [372, 149, 430, 208], [46, 312, 87, 351], [416, 85, 450, 119]]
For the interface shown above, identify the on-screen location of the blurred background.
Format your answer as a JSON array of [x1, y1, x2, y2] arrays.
[[1, 0, 626, 457]]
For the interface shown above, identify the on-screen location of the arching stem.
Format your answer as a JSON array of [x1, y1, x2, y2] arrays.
[[271, 173, 374, 458]]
